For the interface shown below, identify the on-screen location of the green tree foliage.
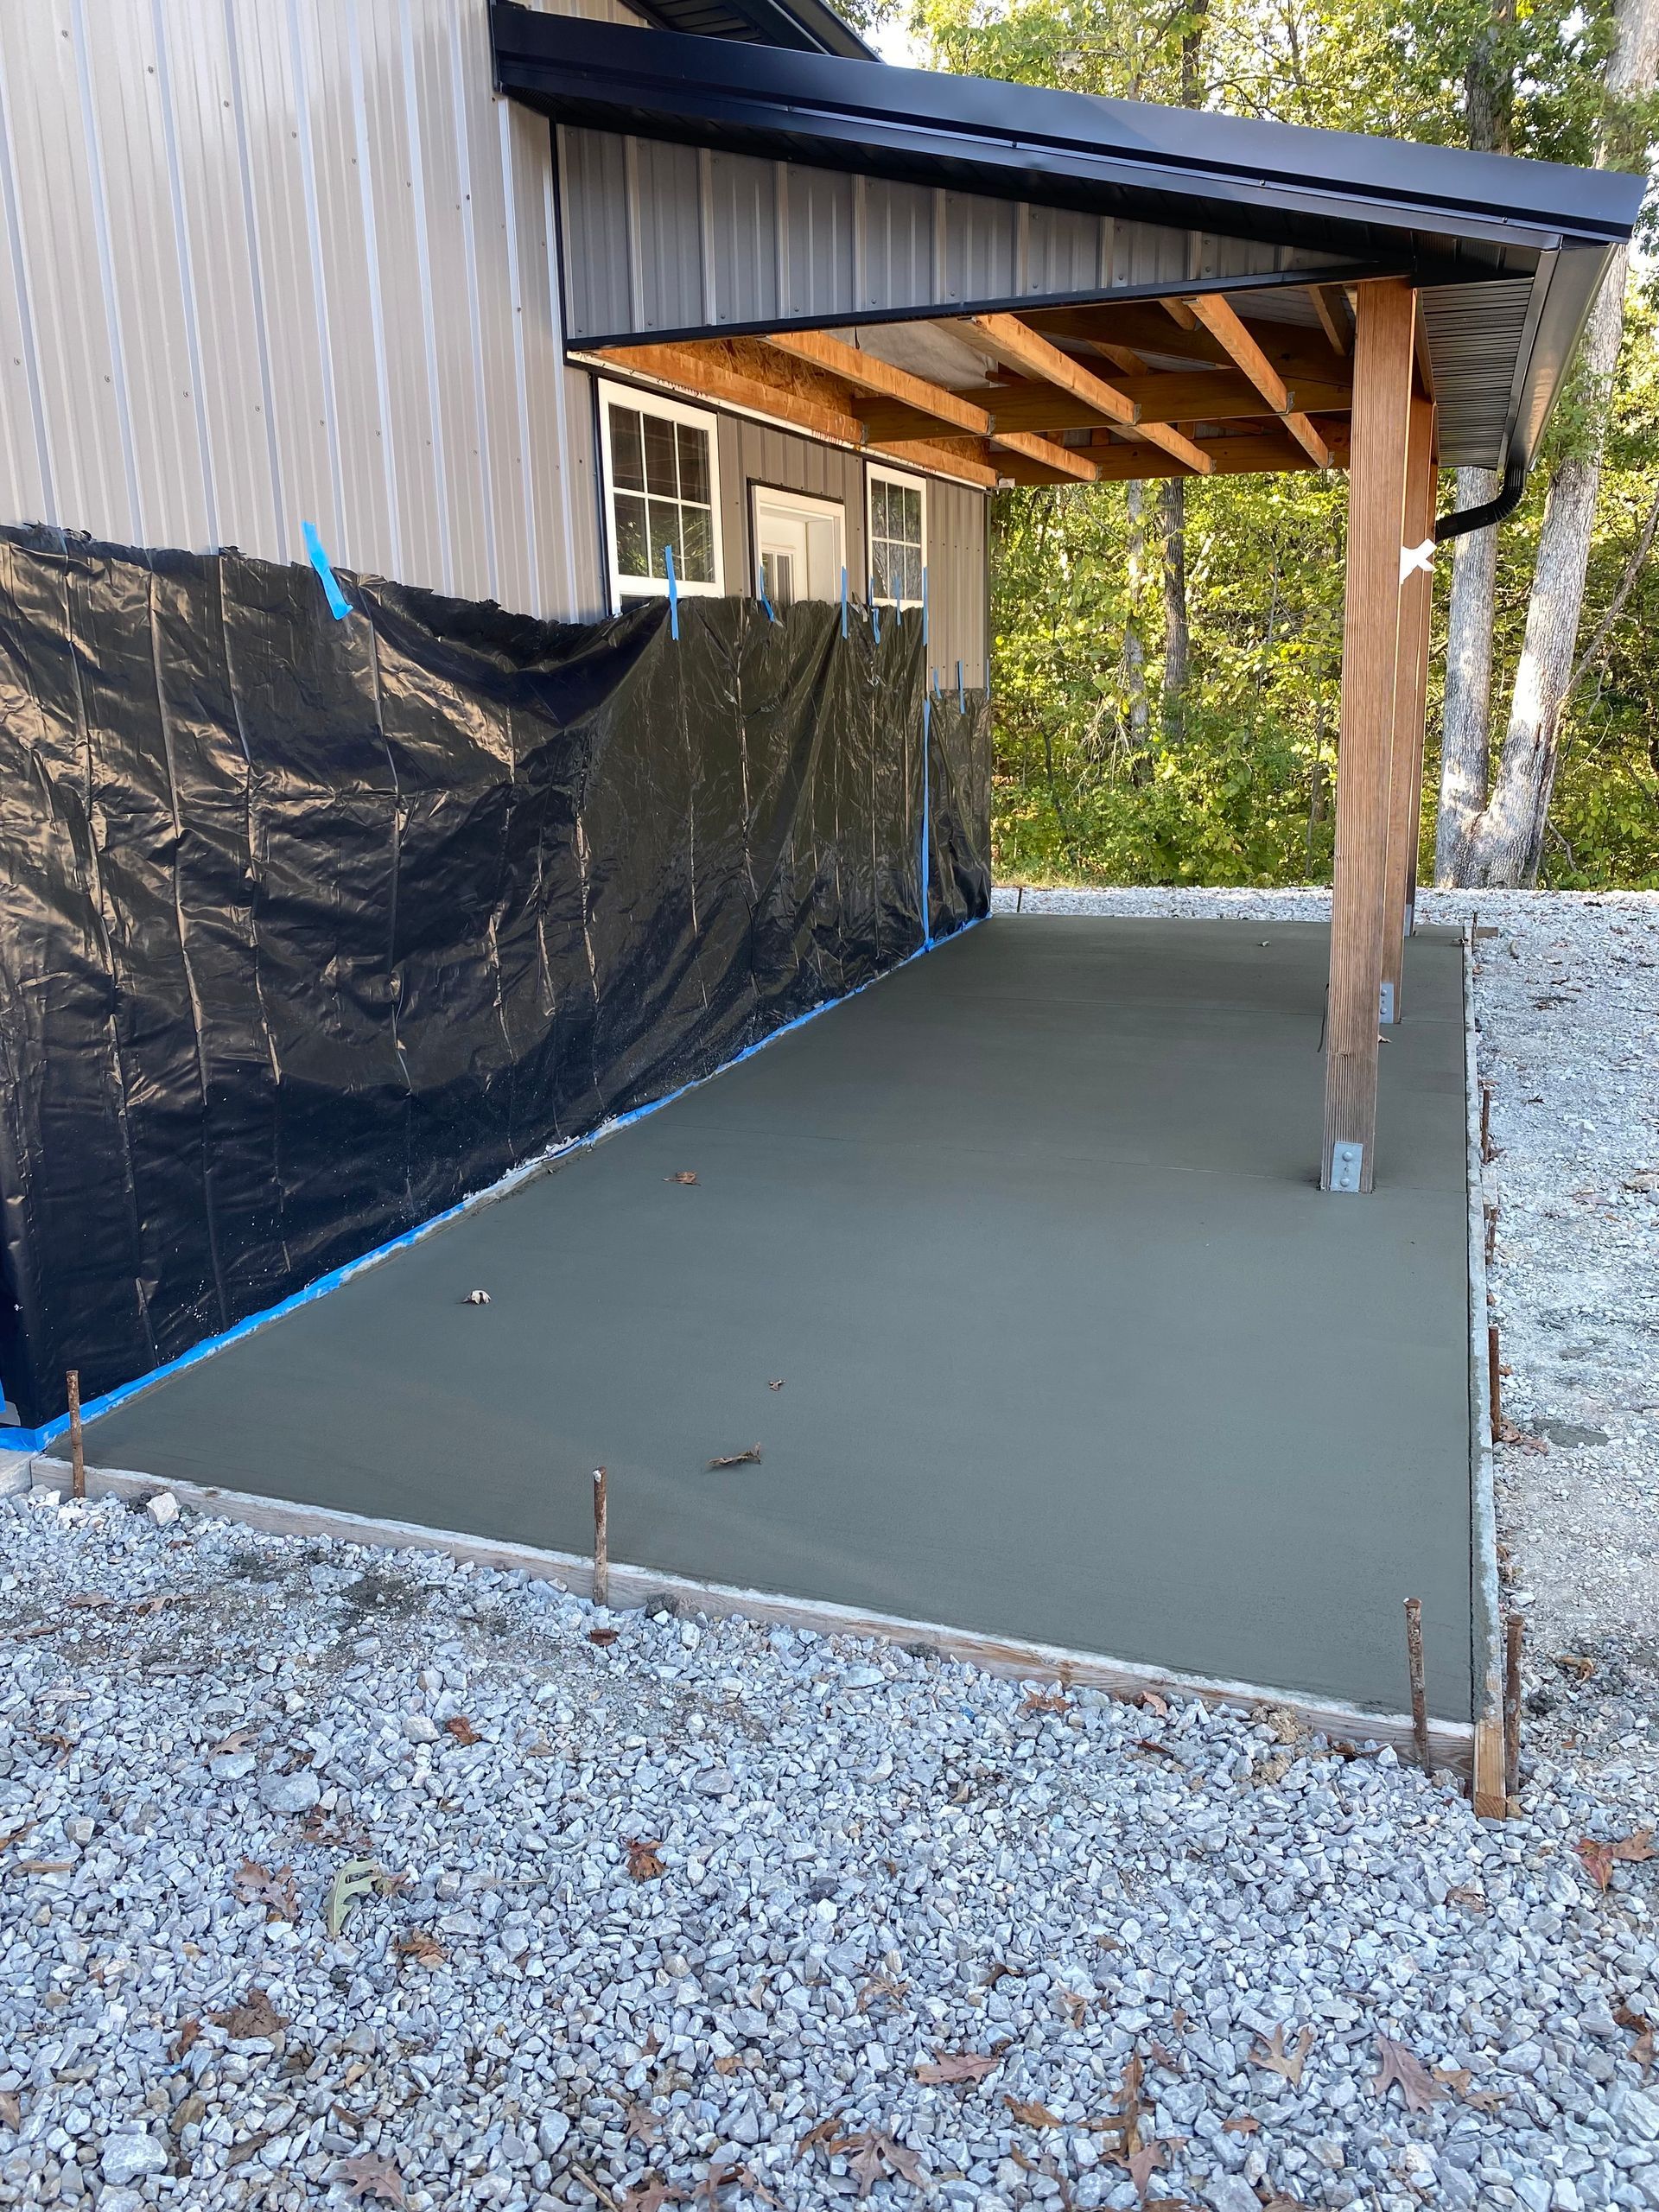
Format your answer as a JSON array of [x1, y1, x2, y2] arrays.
[[911, 0, 1659, 887]]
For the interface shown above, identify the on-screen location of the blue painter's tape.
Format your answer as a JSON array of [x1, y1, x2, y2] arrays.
[[302, 520, 353, 621], [664, 542, 679, 639], [920, 689, 931, 952], [755, 559, 775, 624], [869, 588, 880, 646], [0, 915, 984, 1460]]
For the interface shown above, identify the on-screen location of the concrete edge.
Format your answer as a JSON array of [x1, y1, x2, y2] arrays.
[[1464, 922, 1505, 1816], [23, 1454, 1476, 1775]]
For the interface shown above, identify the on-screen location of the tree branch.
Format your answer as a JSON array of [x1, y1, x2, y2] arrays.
[[1564, 491, 1659, 707]]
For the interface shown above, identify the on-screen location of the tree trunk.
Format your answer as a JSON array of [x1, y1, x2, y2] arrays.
[[1123, 480, 1149, 755], [1434, 466, 1500, 881], [1455, 294, 1622, 884], [1160, 477, 1188, 734]]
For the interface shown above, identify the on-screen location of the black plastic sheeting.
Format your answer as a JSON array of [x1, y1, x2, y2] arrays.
[[0, 527, 990, 1429]]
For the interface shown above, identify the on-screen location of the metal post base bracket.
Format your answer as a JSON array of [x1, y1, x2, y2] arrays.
[[1378, 979, 1396, 1024], [1327, 1140, 1365, 1193]]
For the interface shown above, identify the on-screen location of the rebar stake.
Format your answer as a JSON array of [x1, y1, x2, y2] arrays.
[[67, 1370, 85, 1502], [1484, 1203, 1497, 1267], [1503, 1611, 1523, 1802], [1488, 1324, 1503, 1443], [1480, 1083, 1494, 1164], [1404, 1597, 1430, 1772], [592, 1466, 609, 1611]]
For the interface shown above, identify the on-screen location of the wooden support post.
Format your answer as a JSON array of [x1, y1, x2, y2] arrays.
[[1380, 394, 1437, 1022], [1322, 280, 1416, 1193]]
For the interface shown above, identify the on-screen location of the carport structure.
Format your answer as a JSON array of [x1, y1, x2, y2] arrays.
[[494, 3, 1641, 1192]]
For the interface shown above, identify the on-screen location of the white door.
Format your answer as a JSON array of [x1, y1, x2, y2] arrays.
[[753, 488, 845, 607]]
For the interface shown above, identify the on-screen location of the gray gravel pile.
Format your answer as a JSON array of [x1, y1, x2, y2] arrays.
[[0, 886, 1655, 2212]]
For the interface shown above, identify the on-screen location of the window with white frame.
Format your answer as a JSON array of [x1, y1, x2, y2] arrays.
[[867, 467, 925, 607], [599, 380, 723, 608]]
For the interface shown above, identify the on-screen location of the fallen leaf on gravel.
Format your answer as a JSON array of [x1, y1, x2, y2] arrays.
[[324, 1858, 387, 1938], [1371, 2034, 1445, 2113], [1138, 1692, 1169, 1718], [626, 1837, 665, 1881], [915, 2050, 1001, 2085], [233, 1859, 299, 1923], [1554, 1652, 1596, 1681], [209, 1986, 286, 2040], [334, 2152, 406, 2205], [1022, 1687, 1070, 1714], [0, 2092, 20, 2129], [1249, 2024, 1313, 2086], [857, 1969, 909, 2013], [1126, 2142, 1164, 2201], [588, 1628, 620, 1646], [169, 2018, 201, 2059], [668, 1170, 699, 1185], [706, 1445, 763, 1468], [831, 2132, 925, 2199], [1578, 1830, 1656, 1891], [226, 2129, 276, 2167], [620, 2181, 686, 2211], [983, 1961, 1026, 1989], [1003, 2095, 1062, 2128], [626, 2102, 663, 2145], [443, 1715, 480, 1745], [1222, 2115, 1258, 2136], [395, 1930, 447, 1966], [1059, 1990, 1089, 2026], [64, 1592, 111, 1610], [1445, 1885, 1486, 1912], [1617, 2005, 1656, 2075]]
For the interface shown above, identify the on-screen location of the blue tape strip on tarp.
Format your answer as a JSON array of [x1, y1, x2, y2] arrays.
[[755, 559, 775, 624], [870, 588, 880, 645], [664, 543, 680, 639], [0, 916, 985, 1460], [302, 521, 353, 621]]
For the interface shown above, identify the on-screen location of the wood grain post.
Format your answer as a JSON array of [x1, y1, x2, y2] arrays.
[[1322, 280, 1417, 1193], [1380, 393, 1437, 1021]]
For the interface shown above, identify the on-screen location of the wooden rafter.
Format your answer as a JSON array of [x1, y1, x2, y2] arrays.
[[1308, 283, 1352, 357], [1030, 302, 1350, 393], [1174, 295, 1333, 468], [765, 327, 1094, 481], [966, 313, 1213, 474]]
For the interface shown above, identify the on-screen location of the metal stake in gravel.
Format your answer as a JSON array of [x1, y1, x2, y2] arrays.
[[1488, 1324, 1503, 1443], [67, 1369, 84, 1502], [1404, 1597, 1430, 1771], [1503, 1611, 1524, 1801], [592, 1465, 609, 1610]]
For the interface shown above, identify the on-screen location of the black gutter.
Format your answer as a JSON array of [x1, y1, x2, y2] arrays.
[[1435, 451, 1529, 542]]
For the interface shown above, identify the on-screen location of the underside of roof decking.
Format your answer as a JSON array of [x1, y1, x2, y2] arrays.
[[495, 4, 1643, 479]]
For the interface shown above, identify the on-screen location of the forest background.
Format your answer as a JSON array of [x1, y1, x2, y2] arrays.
[[848, 0, 1659, 889]]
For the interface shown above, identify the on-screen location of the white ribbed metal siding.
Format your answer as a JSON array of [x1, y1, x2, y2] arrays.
[[0, 0, 635, 620]]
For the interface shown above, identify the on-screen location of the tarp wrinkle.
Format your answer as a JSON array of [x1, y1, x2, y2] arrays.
[[0, 528, 990, 1429]]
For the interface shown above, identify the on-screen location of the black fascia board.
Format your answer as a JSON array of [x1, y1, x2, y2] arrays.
[[492, 9, 1644, 259]]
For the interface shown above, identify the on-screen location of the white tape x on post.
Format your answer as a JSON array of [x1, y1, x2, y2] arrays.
[[1400, 538, 1436, 583]]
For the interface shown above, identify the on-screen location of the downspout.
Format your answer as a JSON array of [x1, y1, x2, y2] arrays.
[[1435, 449, 1529, 543]]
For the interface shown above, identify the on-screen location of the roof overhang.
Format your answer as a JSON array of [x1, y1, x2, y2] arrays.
[[492, 6, 1643, 475]]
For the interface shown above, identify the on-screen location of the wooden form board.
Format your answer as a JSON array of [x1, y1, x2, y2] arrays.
[[1322, 280, 1417, 1193], [22, 1454, 1478, 1776]]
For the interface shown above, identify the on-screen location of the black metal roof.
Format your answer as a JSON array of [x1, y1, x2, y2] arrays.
[[627, 0, 874, 62], [492, 6, 1643, 472]]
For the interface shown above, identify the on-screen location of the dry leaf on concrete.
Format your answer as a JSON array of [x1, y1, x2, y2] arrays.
[[1371, 2034, 1446, 2113], [706, 1445, 763, 1469], [668, 1171, 699, 1185]]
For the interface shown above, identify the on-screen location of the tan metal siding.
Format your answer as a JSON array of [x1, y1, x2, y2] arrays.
[[925, 478, 988, 693], [0, 0, 624, 620]]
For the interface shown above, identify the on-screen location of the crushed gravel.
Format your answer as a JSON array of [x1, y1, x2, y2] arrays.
[[0, 885, 1655, 2212]]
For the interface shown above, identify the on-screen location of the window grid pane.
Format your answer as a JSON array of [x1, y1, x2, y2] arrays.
[[609, 402, 716, 594]]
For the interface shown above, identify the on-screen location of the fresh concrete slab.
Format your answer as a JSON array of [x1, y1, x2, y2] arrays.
[[81, 916, 1475, 1719]]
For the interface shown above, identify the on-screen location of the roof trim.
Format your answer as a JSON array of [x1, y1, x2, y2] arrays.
[[493, 10, 1644, 258], [626, 0, 874, 62]]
